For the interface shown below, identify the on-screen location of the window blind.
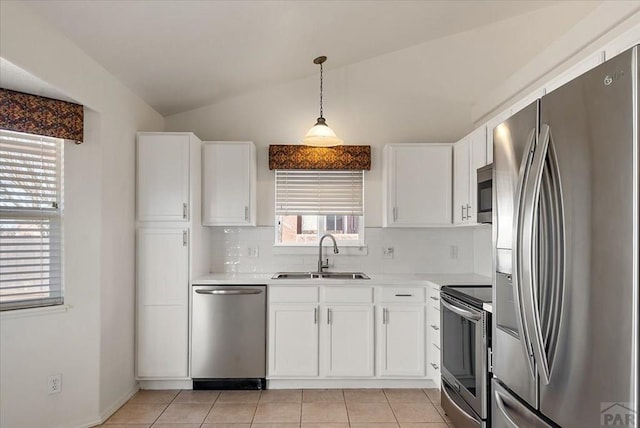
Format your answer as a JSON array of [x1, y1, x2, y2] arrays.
[[0, 130, 63, 311], [275, 170, 364, 216]]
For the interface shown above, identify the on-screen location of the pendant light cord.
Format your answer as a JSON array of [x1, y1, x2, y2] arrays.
[[319, 61, 323, 119]]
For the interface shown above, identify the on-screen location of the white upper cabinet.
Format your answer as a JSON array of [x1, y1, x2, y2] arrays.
[[383, 144, 453, 227], [202, 141, 256, 226], [453, 127, 487, 224], [137, 133, 191, 222]]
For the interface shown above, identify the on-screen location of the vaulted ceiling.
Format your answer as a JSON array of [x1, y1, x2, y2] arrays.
[[20, 1, 598, 116]]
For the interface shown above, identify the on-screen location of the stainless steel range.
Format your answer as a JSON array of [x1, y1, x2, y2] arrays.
[[440, 285, 492, 428]]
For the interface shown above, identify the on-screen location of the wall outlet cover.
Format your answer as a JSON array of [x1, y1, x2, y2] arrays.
[[382, 247, 394, 259], [48, 373, 62, 394]]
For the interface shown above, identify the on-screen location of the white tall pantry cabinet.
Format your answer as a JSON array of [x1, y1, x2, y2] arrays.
[[136, 132, 209, 385]]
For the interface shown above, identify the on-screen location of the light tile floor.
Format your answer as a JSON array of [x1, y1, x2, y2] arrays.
[[100, 388, 453, 428]]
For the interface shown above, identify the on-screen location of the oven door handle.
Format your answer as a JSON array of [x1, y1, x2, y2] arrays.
[[441, 296, 481, 321]]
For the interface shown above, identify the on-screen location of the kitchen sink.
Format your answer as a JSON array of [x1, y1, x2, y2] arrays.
[[272, 271, 370, 280]]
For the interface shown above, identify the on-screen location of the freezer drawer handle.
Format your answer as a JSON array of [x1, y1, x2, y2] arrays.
[[494, 389, 520, 428], [195, 289, 263, 295]]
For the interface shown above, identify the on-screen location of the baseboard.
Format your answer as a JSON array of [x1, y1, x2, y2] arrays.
[[138, 379, 193, 390], [97, 384, 140, 425], [267, 378, 437, 389]]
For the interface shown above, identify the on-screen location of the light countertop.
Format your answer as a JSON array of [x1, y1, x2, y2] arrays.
[[191, 272, 492, 288]]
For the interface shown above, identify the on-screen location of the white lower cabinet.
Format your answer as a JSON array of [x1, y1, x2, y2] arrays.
[[136, 228, 189, 379], [268, 284, 436, 385], [378, 305, 425, 377], [426, 283, 442, 389], [323, 305, 374, 377], [268, 303, 319, 377], [138, 305, 189, 378]]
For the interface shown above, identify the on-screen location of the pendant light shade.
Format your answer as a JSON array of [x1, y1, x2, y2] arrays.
[[302, 56, 343, 147]]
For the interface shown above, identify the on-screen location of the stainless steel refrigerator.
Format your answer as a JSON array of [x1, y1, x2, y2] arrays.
[[492, 45, 638, 427]]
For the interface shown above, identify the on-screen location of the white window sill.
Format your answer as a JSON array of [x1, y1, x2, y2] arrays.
[[1, 304, 72, 320], [272, 245, 368, 256]]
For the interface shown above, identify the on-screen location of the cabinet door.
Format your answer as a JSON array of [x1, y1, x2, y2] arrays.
[[269, 304, 319, 377], [379, 305, 426, 377], [386, 144, 452, 226], [136, 228, 189, 378], [453, 139, 470, 225], [137, 228, 189, 306], [203, 142, 256, 226], [137, 134, 190, 222], [323, 305, 374, 377], [138, 305, 189, 378]]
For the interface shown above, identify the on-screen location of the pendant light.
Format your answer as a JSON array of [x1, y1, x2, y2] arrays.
[[302, 56, 344, 147]]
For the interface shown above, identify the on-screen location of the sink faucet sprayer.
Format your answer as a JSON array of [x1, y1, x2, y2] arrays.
[[318, 233, 339, 273]]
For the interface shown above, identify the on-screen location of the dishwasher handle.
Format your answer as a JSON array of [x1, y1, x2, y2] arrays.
[[195, 288, 263, 295]]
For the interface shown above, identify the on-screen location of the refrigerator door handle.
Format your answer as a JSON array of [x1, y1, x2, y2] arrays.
[[520, 123, 552, 385], [512, 127, 537, 380]]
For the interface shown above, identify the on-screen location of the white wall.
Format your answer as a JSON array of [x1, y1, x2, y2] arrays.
[[473, 1, 640, 123], [165, 2, 596, 230], [0, 2, 164, 428]]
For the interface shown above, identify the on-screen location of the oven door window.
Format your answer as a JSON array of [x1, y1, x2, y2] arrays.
[[442, 303, 478, 396]]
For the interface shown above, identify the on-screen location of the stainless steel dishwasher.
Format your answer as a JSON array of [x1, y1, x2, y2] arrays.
[[191, 284, 266, 389]]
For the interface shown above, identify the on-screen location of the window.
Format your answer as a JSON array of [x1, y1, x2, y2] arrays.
[[275, 170, 364, 245], [0, 130, 64, 311]]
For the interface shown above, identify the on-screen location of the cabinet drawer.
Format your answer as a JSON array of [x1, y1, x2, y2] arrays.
[[428, 321, 441, 347], [427, 286, 441, 308], [269, 286, 318, 303], [379, 287, 425, 303], [323, 287, 373, 303]]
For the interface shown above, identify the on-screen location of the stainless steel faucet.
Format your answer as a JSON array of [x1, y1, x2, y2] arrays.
[[318, 233, 339, 273]]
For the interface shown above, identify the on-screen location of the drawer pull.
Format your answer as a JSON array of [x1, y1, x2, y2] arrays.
[[430, 324, 440, 331], [430, 296, 439, 301], [395, 293, 413, 297], [434, 344, 440, 351], [431, 362, 440, 370]]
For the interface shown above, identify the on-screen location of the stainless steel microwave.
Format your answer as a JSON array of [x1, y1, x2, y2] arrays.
[[476, 164, 492, 224]]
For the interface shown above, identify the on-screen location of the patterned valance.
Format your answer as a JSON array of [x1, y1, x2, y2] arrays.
[[269, 145, 371, 170], [0, 88, 84, 143]]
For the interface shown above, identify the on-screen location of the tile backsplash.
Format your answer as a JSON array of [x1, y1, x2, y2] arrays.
[[210, 226, 491, 274]]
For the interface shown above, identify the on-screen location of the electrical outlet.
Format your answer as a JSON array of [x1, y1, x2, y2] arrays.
[[450, 245, 459, 260], [246, 246, 259, 258], [48, 374, 62, 394], [382, 247, 394, 259]]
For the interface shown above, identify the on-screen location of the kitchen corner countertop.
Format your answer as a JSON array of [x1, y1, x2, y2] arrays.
[[191, 272, 492, 288]]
